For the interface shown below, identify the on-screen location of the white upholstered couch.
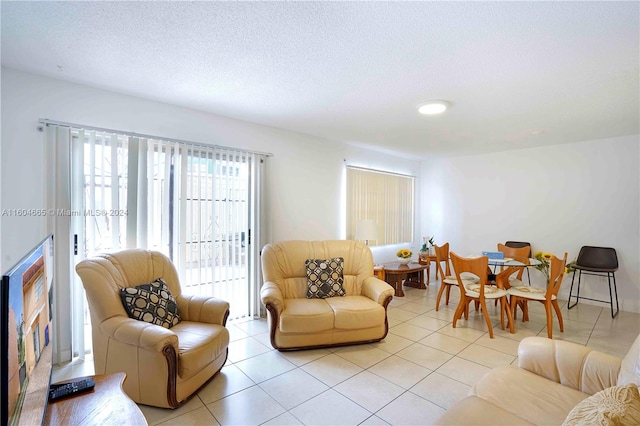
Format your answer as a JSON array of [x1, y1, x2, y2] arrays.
[[436, 334, 640, 425], [260, 240, 394, 351]]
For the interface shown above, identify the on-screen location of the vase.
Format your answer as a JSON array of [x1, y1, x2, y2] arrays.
[[397, 257, 411, 265]]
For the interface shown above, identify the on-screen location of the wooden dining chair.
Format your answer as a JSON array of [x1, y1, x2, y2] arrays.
[[450, 252, 514, 338], [433, 243, 458, 311], [507, 252, 568, 338], [505, 241, 532, 284], [497, 243, 531, 285], [434, 243, 480, 311], [434, 243, 457, 311], [489, 243, 532, 311]]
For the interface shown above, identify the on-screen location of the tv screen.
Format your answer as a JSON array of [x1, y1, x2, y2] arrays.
[[1, 234, 54, 426]]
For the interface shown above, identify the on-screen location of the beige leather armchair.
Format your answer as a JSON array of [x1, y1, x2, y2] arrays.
[[76, 249, 230, 408], [436, 334, 640, 425], [261, 240, 394, 351]]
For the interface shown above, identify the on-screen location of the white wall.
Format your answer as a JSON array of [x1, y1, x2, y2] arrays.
[[1, 67, 421, 358], [420, 136, 640, 313], [1, 67, 421, 271]]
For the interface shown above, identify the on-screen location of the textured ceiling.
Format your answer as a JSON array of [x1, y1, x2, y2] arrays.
[[2, 1, 639, 158]]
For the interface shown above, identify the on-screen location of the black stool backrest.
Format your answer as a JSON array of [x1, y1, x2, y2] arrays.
[[576, 246, 618, 270], [505, 241, 531, 257]]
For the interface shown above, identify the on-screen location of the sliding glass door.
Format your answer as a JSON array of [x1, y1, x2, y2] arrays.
[[46, 123, 266, 360]]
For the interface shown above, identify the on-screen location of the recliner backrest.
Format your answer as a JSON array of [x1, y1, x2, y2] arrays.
[[76, 249, 182, 323]]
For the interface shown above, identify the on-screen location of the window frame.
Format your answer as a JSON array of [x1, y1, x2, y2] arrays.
[[346, 166, 415, 246]]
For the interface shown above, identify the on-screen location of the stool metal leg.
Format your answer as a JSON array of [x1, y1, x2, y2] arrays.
[[567, 270, 581, 309], [608, 272, 619, 318]]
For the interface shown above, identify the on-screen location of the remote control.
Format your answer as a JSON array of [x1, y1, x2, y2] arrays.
[[48, 378, 95, 402]]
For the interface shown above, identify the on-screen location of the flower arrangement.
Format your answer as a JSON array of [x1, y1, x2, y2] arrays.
[[396, 248, 413, 259], [533, 251, 553, 281], [565, 260, 577, 275], [534, 251, 577, 281], [420, 236, 435, 252]]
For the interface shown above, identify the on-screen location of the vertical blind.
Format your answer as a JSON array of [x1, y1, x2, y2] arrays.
[[346, 166, 415, 245], [74, 129, 263, 317], [45, 122, 267, 361]]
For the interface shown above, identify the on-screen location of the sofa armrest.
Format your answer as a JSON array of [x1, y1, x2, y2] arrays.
[[177, 294, 230, 325], [100, 316, 179, 353], [261, 281, 284, 315], [361, 276, 395, 305], [518, 337, 621, 394]]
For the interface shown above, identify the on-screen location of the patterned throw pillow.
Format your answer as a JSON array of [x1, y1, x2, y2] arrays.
[[563, 384, 640, 426], [305, 257, 346, 299], [120, 278, 181, 328]]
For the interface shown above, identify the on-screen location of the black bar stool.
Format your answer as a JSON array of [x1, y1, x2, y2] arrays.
[[567, 246, 619, 318]]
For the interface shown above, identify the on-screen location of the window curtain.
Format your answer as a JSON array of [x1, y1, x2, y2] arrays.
[[44, 125, 75, 364], [346, 166, 415, 245], [44, 121, 268, 361]]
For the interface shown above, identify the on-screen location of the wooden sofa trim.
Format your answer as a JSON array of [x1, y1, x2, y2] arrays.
[[162, 343, 179, 408], [164, 307, 230, 409]]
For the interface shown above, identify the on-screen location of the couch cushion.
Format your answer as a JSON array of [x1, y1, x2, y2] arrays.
[[325, 296, 385, 330], [562, 383, 640, 426], [434, 396, 534, 425], [619, 334, 640, 386], [280, 298, 334, 333], [305, 257, 346, 298], [172, 321, 229, 379], [471, 365, 589, 425], [120, 278, 181, 329]]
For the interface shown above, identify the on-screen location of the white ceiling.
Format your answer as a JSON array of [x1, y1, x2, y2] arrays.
[[2, 1, 639, 158]]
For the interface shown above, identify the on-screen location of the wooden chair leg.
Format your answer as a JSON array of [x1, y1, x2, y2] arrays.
[[503, 297, 514, 334], [435, 282, 447, 311], [545, 301, 553, 339], [453, 297, 466, 328], [552, 299, 564, 332], [510, 295, 518, 322], [479, 298, 493, 338], [445, 285, 451, 305], [498, 298, 505, 330], [522, 301, 529, 322]]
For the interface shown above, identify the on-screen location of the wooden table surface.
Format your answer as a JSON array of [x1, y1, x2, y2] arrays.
[[382, 261, 428, 297], [45, 372, 147, 426]]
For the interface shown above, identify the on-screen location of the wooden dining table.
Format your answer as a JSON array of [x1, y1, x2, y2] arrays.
[[489, 256, 541, 290]]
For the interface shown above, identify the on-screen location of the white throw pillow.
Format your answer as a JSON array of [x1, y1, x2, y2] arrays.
[[563, 383, 640, 426]]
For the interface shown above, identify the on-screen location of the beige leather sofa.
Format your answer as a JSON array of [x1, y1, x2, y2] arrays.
[[76, 249, 230, 408], [260, 240, 395, 350], [436, 334, 640, 425]]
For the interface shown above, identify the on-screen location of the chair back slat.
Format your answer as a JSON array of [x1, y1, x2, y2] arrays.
[[434, 243, 451, 277], [450, 252, 488, 296], [497, 243, 530, 280], [547, 252, 568, 297]]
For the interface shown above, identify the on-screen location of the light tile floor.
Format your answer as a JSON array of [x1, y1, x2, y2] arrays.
[[53, 280, 640, 425]]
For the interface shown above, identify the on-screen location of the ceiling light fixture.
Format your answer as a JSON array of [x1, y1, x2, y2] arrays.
[[418, 100, 449, 115]]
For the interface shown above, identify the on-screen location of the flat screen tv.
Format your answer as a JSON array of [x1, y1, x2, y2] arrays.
[[0, 234, 54, 426]]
